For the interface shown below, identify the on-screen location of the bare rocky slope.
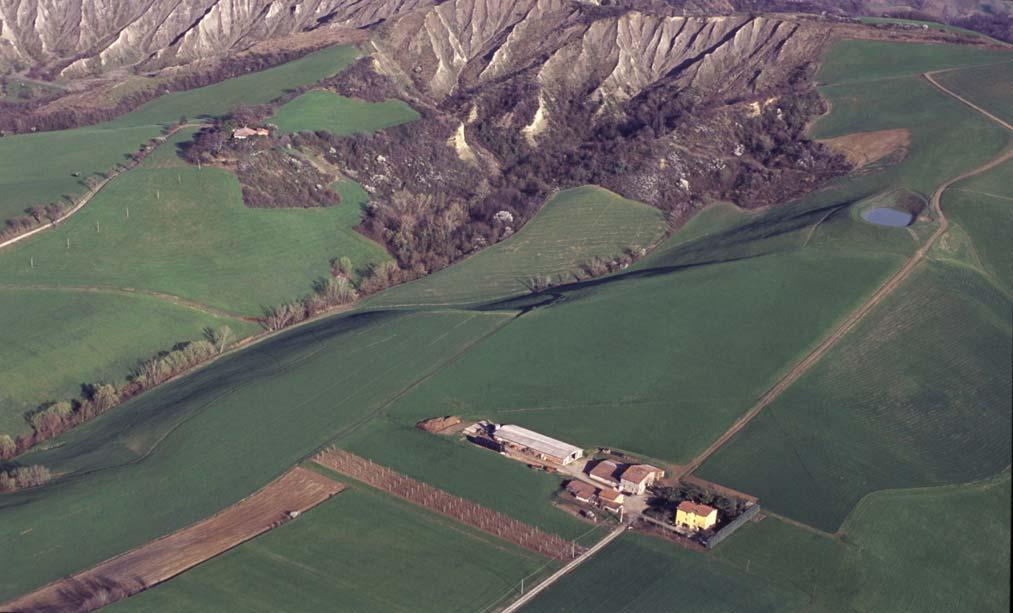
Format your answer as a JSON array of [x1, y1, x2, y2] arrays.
[[0, 0, 432, 77]]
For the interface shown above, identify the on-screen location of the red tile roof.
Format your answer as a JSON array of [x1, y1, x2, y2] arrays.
[[598, 488, 623, 502], [677, 500, 716, 517], [566, 480, 597, 499], [621, 464, 663, 484]]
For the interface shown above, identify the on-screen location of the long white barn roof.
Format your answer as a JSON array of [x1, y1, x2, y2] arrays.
[[494, 425, 582, 459]]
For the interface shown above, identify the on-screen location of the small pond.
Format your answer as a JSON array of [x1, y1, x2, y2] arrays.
[[862, 207, 913, 227]]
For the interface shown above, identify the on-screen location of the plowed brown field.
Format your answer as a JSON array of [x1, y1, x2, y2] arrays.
[[1, 467, 344, 613]]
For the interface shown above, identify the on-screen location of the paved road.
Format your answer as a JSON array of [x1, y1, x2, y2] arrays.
[[680, 69, 1012, 479], [501, 524, 627, 613]]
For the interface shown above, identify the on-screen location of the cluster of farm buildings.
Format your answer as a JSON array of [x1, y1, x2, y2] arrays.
[[464, 422, 720, 532]]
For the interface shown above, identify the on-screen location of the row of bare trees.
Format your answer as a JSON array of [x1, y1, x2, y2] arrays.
[[0, 464, 52, 493], [0, 326, 233, 464]]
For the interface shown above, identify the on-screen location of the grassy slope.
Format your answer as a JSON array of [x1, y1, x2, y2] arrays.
[[107, 46, 361, 128], [0, 287, 257, 435], [714, 472, 1011, 612], [370, 186, 668, 307], [0, 165, 391, 314], [0, 310, 520, 601], [0, 124, 160, 220], [935, 60, 1013, 130], [941, 159, 1012, 294], [523, 532, 806, 613], [110, 486, 551, 613], [270, 90, 419, 135], [698, 42, 1013, 531]]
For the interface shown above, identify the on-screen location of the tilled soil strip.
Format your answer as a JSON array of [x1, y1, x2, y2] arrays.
[[1, 467, 345, 613], [313, 448, 585, 560]]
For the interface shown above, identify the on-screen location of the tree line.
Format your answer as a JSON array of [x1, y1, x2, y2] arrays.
[[0, 326, 233, 464]]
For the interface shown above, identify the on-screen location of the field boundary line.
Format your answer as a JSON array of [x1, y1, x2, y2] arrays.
[[681, 70, 1013, 478], [0, 466, 345, 612], [499, 525, 627, 613], [0, 282, 254, 321]]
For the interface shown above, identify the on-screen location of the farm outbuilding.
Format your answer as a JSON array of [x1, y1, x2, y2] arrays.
[[566, 480, 598, 503], [588, 460, 621, 488], [492, 425, 583, 465], [620, 464, 664, 495]]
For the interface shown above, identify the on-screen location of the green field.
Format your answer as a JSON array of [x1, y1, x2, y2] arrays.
[[0, 124, 161, 221], [370, 186, 669, 307], [270, 90, 419, 135], [111, 486, 552, 613], [0, 164, 391, 314], [941, 159, 1013, 294], [523, 532, 806, 612], [698, 261, 1012, 531], [108, 45, 361, 128], [816, 40, 1011, 85], [934, 61, 1013, 126], [0, 310, 514, 601], [715, 472, 1011, 612], [0, 287, 256, 435], [813, 68, 1009, 199]]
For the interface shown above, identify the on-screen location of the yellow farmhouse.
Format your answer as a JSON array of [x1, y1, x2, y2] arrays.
[[675, 500, 718, 531]]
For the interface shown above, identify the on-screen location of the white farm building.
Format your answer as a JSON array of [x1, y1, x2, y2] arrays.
[[493, 425, 584, 465]]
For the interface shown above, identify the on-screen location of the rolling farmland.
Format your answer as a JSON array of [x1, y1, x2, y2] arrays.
[[0, 124, 161, 220], [697, 40, 1013, 532], [367, 199, 910, 465], [270, 90, 419, 135], [0, 287, 256, 435], [0, 164, 391, 314], [109, 486, 554, 613], [0, 310, 513, 601]]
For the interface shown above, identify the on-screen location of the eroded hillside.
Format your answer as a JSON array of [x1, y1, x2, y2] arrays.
[[0, 0, 431, 77]]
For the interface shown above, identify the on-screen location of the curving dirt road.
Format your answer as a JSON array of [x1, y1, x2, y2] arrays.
[[680, 72, 1012, 479], [0, 124, 192, 252]]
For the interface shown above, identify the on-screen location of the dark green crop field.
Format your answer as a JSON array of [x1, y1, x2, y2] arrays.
[[714, 472, 1011, 612], [523, 532, 806, 612], [110, 486, 553, 613]]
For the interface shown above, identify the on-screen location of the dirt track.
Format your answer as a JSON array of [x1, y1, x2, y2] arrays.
[[681, 72, 1012, 479], [0, 467, 344, 613]]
